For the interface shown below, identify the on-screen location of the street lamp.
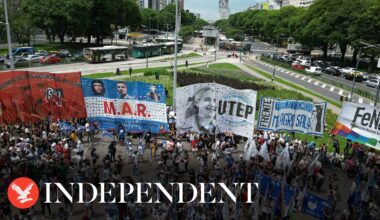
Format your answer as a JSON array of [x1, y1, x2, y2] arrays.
[[272, 34, 285, 82], [349, 44, 375, 101], [172, 0, 179, 111], [2, 0, 14, 70], [146, 17, 152, 69]]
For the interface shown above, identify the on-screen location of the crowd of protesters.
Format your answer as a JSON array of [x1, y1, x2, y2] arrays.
[[0, 112, 379, 220]]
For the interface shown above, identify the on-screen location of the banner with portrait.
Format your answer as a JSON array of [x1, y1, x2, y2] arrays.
[[175, 83, 257, 139], [81, 78, 167, 133], [331, 102, 380, 150], [257, 98, 327, 136], [302, 194, 330, 219], [0, 71, 86, 124]]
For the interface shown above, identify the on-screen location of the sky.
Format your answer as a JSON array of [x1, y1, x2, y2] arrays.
[[184, 0, 258, 21]]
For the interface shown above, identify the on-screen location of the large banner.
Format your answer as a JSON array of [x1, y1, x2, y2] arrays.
[[302, 194, 330, 219], [332, 102, 380, 150], [175, 83, 257, 139], [81, 78, 167, 133], [257, 98, 327, 136], [0, 71, 86, 124]]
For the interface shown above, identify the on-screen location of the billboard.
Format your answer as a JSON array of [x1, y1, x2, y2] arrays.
[[175, 83, 257, 139], [0, 71, 86, 124], [332, 102, 380, 150], [81, 78, 167, 133], [257, 98, 327, 136]]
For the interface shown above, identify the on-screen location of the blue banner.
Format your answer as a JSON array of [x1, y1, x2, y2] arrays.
[[81, 78, 168, 133], [258, 174, 297, 205], [302, 194, 330, 219]]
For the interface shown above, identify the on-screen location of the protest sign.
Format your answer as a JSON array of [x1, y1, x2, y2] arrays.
[[257, 98, 326, 136], [332, 102, 380, 150], [81, 78, 167, 133], [175, 83, 257, 139]]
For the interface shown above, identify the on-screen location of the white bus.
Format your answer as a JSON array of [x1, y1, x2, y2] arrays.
[[83, 46, 131, 63]]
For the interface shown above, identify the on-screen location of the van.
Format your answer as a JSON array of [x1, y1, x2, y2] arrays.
[[12, 47, 35, 56], [305, 66, 322, 75]]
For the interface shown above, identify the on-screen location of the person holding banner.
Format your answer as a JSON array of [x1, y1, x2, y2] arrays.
[[183, 86, 217, 134]]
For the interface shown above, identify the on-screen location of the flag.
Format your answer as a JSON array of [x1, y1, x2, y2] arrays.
[[59, 122, 74, 134], [275, 144, 290, 170], [307, 154, 320, 176], [271, 173, 286, 220], [296, 180, 308, 211], [253, 174, 261, 220], [101, 130, 114, 139], [244, 139, 258, 161], [259, 142, 271, 162]]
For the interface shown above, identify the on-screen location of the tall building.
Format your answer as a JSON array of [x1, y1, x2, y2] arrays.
[[169, 0, 184, 10], [249, 0, 281, 10], [282, 0, 315, 7], [136, 0, 161, 10], [218, 0, 230, 20], [159, 0, 167, 10]]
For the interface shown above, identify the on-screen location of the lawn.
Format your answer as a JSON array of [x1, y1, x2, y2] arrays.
[[208, 63, 242, 71], [158, 52, 202, 62]]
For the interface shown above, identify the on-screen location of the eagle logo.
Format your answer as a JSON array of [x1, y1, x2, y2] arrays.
[[11, 183, 34, 203], [7, 177, 39, 209]]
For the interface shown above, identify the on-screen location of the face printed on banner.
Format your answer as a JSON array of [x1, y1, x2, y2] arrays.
[[92, 80, 104, 96], [194, 87, 216, 131], [117, 82, 127, 96]]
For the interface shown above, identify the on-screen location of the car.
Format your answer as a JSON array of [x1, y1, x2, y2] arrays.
[[323, 66, 341, 76], [292, 62, 305, 70], [362, 72, 370, 80], [339, 67, 357, 75], [26, 54, 43, 63], [364, 79, 379, 88], [344, 71, 364, 82], [35, 50, 49, 57], [305, 66, 322, 75], [296, 58, 311, 67], [57, 49, 72, 58], [5, 58, 30, 68], [40, 54, 61, 64]]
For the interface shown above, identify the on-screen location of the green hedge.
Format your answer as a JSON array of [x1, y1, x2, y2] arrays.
[[143, 68, 170, 76]]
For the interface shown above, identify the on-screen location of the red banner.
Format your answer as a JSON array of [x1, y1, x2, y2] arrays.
[[0, 71, 86, 124]]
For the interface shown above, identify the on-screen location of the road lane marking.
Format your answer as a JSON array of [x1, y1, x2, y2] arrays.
[[322, 84, 327, 88], [314, 81, 319, 86], [358, 98, 363, 103], [370, 102, 374, 106], [302, 77, 307, 80], [307, 79, 313, 83], [295, 75, 300, 78], [330, 87, 335, 92], [290, 73, 295, 76], [338, 89, 344, 95]]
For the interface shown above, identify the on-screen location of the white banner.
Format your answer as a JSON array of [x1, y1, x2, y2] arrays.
[[257, 98, 327, 136], [175, 83, 257, 139], [377, 58, 380, 68], [332, 102, 380, 150]]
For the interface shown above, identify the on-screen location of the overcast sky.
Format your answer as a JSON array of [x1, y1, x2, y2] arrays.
[[184, 0, 258, 21]]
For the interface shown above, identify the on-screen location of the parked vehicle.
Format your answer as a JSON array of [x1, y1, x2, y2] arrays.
[[12, 47, 35, 56], [40, 54, 61, 64], [323, 66, 341, 76], [57, 49, 72, 58], [292, 62, 305, 70], [364, 79, 379, 88], [296, 58, 311, 67], [26, 54, 43, 63], [305, 66, 322, 75], [344, 71, 364, 82], [339, 67, 357, 75], [5, 58, 30, 68], [35, 50, 49, 57]]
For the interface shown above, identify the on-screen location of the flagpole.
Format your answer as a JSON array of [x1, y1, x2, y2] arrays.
[[172, 0, 179, 111]]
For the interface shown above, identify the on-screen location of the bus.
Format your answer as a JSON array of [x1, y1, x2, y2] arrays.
[[83, 46, 131, 63], [132, 44, 162, 58], [160, 42, 183, 54]]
